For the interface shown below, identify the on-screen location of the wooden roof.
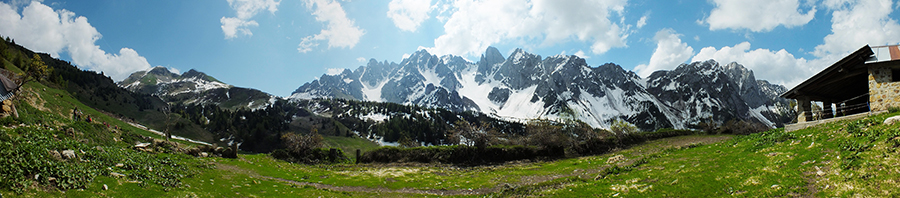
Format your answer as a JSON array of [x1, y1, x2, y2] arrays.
[[781, 45, 873, 101]]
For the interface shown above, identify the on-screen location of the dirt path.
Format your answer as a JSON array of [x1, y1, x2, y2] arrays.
[[219, 135, 734, 196], [215, 161, 493, 196]]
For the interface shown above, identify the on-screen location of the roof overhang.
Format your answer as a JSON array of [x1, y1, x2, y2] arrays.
[[780, 45, 874, 100]]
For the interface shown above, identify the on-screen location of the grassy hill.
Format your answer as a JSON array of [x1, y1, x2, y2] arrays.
[[0, 35, 216, 144], [5, 79, 899, 197]]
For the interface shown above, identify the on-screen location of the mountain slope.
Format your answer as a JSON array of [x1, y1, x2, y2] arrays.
[[118, 67, 277, 110], [0, 34, 220, 143], [290, 47, 794, 131]]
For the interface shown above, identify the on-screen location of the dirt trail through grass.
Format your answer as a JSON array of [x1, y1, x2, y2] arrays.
[[220, 135, 733, 196]]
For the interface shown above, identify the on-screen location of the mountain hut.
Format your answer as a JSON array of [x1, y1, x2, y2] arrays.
[[781, 44, 900, 131]]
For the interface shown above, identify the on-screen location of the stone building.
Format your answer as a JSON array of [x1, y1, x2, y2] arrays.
[[782, 44, 900, 124], [0, 69, 19, 117]]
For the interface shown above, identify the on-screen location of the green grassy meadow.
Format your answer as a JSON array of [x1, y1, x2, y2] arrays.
[[3, 78, 900, 197]]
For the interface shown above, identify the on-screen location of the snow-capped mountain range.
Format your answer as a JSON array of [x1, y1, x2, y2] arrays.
[[290, 47, 793, 130], [118, 66, 277, 110]]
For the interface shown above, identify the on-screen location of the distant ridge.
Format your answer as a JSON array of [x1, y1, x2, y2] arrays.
[[290, 47, 795, 130]]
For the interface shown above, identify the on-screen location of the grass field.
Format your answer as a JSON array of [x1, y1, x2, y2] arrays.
[[3, 78, 900, 197]]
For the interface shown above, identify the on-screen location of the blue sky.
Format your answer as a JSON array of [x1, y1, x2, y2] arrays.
[[0, 0, 898, 97]]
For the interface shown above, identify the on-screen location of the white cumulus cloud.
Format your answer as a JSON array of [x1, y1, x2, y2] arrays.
[[167, 67, 181, 74], [387, 0, 432, 32], [636, 14, 648, 28], [633, 29, 693, 78], [325, 68, 345, 76], [813, 0, 900, 58], [574, 50, 590, 59], [691, 42, 816, 87], [220, 0, 280, 39], [423, 0, 629, 57], [704, 0, 816, 32], [0, 1, 152, 81], [691, 0, 900, 88], [297, 0, 366, 53]]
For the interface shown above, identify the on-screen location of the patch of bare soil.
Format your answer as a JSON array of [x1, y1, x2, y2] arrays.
[[20, 88, 50, 112]]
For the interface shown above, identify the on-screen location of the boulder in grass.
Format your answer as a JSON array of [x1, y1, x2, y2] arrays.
[[606, 154, 625, 164], [48, 150, 62, 160], [134, 142, 151, 148], [110, 172, 125, 178], [61, 150, 76, 160], [885, 115, 900, 125]]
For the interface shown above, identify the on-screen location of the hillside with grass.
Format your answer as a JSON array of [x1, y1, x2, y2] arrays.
[[0, 35, 216, 144], [5, 98, 898, 197], [3, 66, 900, 197]]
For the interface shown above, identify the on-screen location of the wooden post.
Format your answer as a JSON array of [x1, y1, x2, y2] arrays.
[[355, 149, 361, 164], [228, 143, 238, 158], [822, 100, 834, 119]]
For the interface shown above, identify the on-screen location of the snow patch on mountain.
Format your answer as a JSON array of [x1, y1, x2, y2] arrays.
[[495, 85, 545, 119], [289, 48, 794, 131], [749, 105, 774, 127], [458, 66, 501, 111]]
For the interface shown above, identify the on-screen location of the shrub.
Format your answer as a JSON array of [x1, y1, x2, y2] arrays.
[[271, 131, 348, 164], [359, 120, 706, 165], [692, 117, 720, 135], [271, 148, 349, 164], [358, 144, 548, 164], [719, 119, 769, 135], [448, 120, 500, 149], [571, 137, 618, 155], [282, 131, 324, 152], [522, 119, 569, 154], [644, 128, 698, 140], [610, 119, 639, 137]]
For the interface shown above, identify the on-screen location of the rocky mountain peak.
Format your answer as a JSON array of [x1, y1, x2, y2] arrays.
[[482, 46, 505, 65], [181, 69, 204, 78], [289, 47, 795, 130], [118, 67, 273, 110], [476, 46, 506, 83], [148, 66, 176, 76]]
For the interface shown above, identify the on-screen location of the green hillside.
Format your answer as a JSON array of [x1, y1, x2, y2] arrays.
[[5, 75, 899, 197], [0, 36, 216, 144]]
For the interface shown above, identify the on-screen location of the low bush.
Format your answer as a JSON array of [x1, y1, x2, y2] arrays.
[[271, 132, 349, 164], [571, 137, 618, 156], [358, 145, 550, 164], [642, 128, 698, 141], [719, 119, 769, 135], [271, 148, 349, 164], [361, 127, 703, 165]]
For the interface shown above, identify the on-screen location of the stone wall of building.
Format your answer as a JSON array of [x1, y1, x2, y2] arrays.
[[868, 64, 900, 111]]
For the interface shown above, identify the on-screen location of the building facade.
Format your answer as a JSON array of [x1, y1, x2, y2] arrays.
[[782, 44, 900, 123]]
